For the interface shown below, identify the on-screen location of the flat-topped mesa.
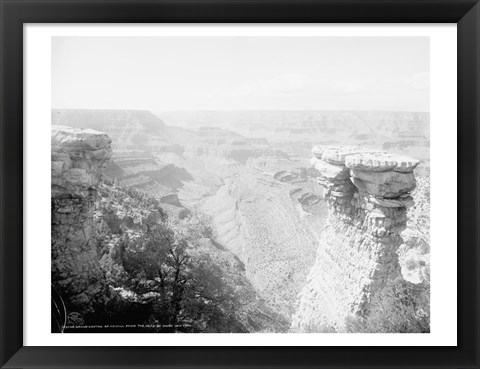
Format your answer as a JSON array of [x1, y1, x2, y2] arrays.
[[292, 146, 419, 332], [51, 126, 112, 315]]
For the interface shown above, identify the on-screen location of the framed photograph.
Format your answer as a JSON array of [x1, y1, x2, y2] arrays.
[[1, 0, 479, 368]]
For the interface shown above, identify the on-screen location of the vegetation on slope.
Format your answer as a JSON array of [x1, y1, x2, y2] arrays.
[[85, 179, 287, 333]]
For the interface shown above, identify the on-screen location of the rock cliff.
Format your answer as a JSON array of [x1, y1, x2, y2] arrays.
[[292, 145, 423, 332], [51, 125, 112, 314], [51, 125, 287, 332]]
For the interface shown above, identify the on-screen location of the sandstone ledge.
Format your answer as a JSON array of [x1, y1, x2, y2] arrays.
[[312, 145, 420, 173], [52, 125, 112, 151]]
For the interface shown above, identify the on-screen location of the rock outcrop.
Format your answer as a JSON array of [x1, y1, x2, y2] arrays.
[[51, 109, 181, 153], [51, 125, 112, 314], [292, 145, 420, 332]]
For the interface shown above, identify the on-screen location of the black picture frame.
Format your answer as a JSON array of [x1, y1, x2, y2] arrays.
[[1, 0, 479, 368]]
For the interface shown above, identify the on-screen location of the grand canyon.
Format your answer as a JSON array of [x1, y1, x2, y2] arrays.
[[51, 109, 430, 333]]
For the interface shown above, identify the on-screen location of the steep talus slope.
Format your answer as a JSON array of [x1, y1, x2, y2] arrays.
[[95, 181, 288, 332], [51, 125, 112, 314], [199, 156, 327, 319], [292, 146, 429, 332], [93, 180, 289, 333]]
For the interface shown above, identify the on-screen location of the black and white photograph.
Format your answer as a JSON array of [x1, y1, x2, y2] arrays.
[[51, 36, 430, 334]]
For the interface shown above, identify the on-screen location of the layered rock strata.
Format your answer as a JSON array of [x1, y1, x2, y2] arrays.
[[292, 145, 419, 331], [51, 126, 112, 314], [200, 158, 327, 319]]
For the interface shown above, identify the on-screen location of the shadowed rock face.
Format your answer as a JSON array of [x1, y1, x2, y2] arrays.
[[51, 125, 112, 314], [292, 146, 418, 332]]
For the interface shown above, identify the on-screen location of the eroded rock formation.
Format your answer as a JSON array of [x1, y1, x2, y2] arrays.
[[292, 145, 420, 332], [51, 125, 112, 314]]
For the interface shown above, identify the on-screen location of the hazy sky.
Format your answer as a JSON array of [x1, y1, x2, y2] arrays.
[[52, 37, 429, 112]]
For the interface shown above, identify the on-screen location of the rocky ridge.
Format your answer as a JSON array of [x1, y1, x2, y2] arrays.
[[157, 110, 430, 174], [51, 125, 112, 314], [292, 145, 426, 332]]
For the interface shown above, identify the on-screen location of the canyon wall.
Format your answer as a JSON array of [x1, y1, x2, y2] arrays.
[[199, 157, 327, 319], [51, 126, 112, 314], [292, 146, 420, 332]]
